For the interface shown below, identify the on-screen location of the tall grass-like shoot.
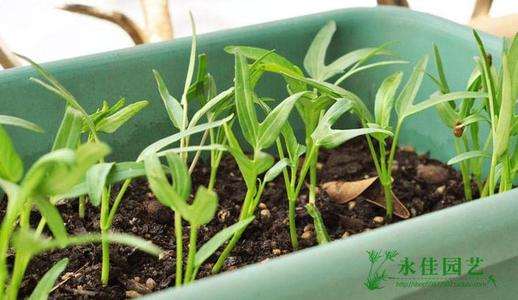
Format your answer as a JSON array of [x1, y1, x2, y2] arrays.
[[433, 32, 518, 196]]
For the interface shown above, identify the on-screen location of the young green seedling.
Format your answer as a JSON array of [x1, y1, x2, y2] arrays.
[[226, 20, 404, 247], [144, 152, 254, 284], [143, 14, 235, 286], [210, 51, 306, 273], [0, 132, 162, 299], [354, 56, 486, 218], [438, 32, 518, 196], [23, 57, 151, 286]]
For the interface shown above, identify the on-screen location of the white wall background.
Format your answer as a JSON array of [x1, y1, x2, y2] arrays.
[[0, 0, 516, 67]]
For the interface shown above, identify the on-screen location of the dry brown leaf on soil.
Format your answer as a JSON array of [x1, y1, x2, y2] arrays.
[[321, 176, 378, 203], [366, 192, 411, 219]]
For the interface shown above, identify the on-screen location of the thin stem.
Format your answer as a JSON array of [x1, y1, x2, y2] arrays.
[[288, 199, 299, 250], [184, 225, 198, 284], [212, 188, 256, 274], [454, 138, 473, 200], [100, 188, 110, 286], [5, 253, 29, 300], [106, 179, 132, 228], [175, 213, 183, 286], [188, 129, 209, 174], [294, 145, 319, 198], [100, 229, 110, 286], [78, 196, 86, 219], [382, 182, 394, 218]]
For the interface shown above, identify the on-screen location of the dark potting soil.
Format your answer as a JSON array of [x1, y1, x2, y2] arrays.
[[1, 138, 475, 299]]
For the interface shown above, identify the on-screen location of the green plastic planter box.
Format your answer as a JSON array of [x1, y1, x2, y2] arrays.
[[1, 6, 516, 299]]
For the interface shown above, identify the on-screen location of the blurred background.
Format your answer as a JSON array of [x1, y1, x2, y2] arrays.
[[0, 0, 516, 69]]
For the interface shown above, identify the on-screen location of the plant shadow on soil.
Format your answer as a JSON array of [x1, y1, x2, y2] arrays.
[[0, 137, 474, 299]]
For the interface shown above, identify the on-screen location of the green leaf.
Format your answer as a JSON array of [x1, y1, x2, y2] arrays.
[[20, 55, 97, 136], [494, 54, 514, 157], [435, 101, 459, 128], [312, 99, 392, 149], [24, 143, 110, 196], [404, 91, 487, 119], [156, 144, 227, 158], [166, 153, 191, 201], [0, 115, 43, 132], [60, 161, 148, 199], [395, 56, 428, 119], [222, 123, 256, 189], [432, 44, 451, 93], [234, 52, 259, 146], [52, 107, 82, 150], [144, 153, 182, 209], [306, 204, 329, 244], [137, 114, 233, 161], [33, 197, 68, 244], [264, 158, 289, 183], [316, 127, 392, 150], [154, 70, 184, 129], [254, 151, 275, 175], [194, 217, 254, 268], [12, 229, 162, 258], [29, 258, 69, 300], [96, 100, 149, 133], [374, 72, 403, 128], [304, 21, 335, 80], [447, 150, 489, 165], [188, 87, 234, 128], [85, 162, 115, 206], [335, 60, 407, 84], [0, 125, 23, 182], [187, 186, 218, 226], [323, 47, 394, 81], [257, 92, 306, 149]]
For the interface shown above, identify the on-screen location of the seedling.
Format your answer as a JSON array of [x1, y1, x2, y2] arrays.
[[23, 57, 151, 286], [141, 14, 234, 286], [225, 20, 402, 248], [144, 152, 254, 284], [432, 32, 518, 196], [210, 51, 305, 272], [353, 56, 486, 217], [0, 123, 161, 298]]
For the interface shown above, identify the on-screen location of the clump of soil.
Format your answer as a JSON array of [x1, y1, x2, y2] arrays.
[[1, 138, 474, 299]]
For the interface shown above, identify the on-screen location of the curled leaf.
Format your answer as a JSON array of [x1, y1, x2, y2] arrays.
[[322, 176, 378, 203]]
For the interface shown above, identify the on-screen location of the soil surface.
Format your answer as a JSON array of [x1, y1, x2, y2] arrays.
[[1, 138, 475, 299]]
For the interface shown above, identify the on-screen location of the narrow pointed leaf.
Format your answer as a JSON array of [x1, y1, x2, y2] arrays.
[[154, 70, 184, 129], [257, 92, 306, 149], [304, 21, 335, 80], [447, 151, 489, 166], [395, 56, 428, 119], [374, 72, 403, 128], [85, 163, 115, 207], [188, 186, 218, 226], [194, 217, 254, 268], [96, 100, 149, 133], [264, 158, 289, 183], [29, 258, 69, 300], [234, 52, 259, 145], [52, 107, 82, 150], [404, 91, 487, 119], [0, 125, 23, 182], [138, 115, 233, 161], [166, 153, 191, 201], [0, 115, 43, 132], [33, 197, 68, 244]]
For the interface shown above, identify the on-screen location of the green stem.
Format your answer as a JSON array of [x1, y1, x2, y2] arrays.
[[454, 138, 473, 201], [288, 198, 298, 250], [78, 196, 86, 219], [382, 182, 393, 218], [294, 145, 319, 198], [175, 213, 183, 286], [106, 180, 131, 228], [212, 188, 256, 274], [5, 253, 29, 300], [184, 225, 198, 284], [101, 229, 110, 286]]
